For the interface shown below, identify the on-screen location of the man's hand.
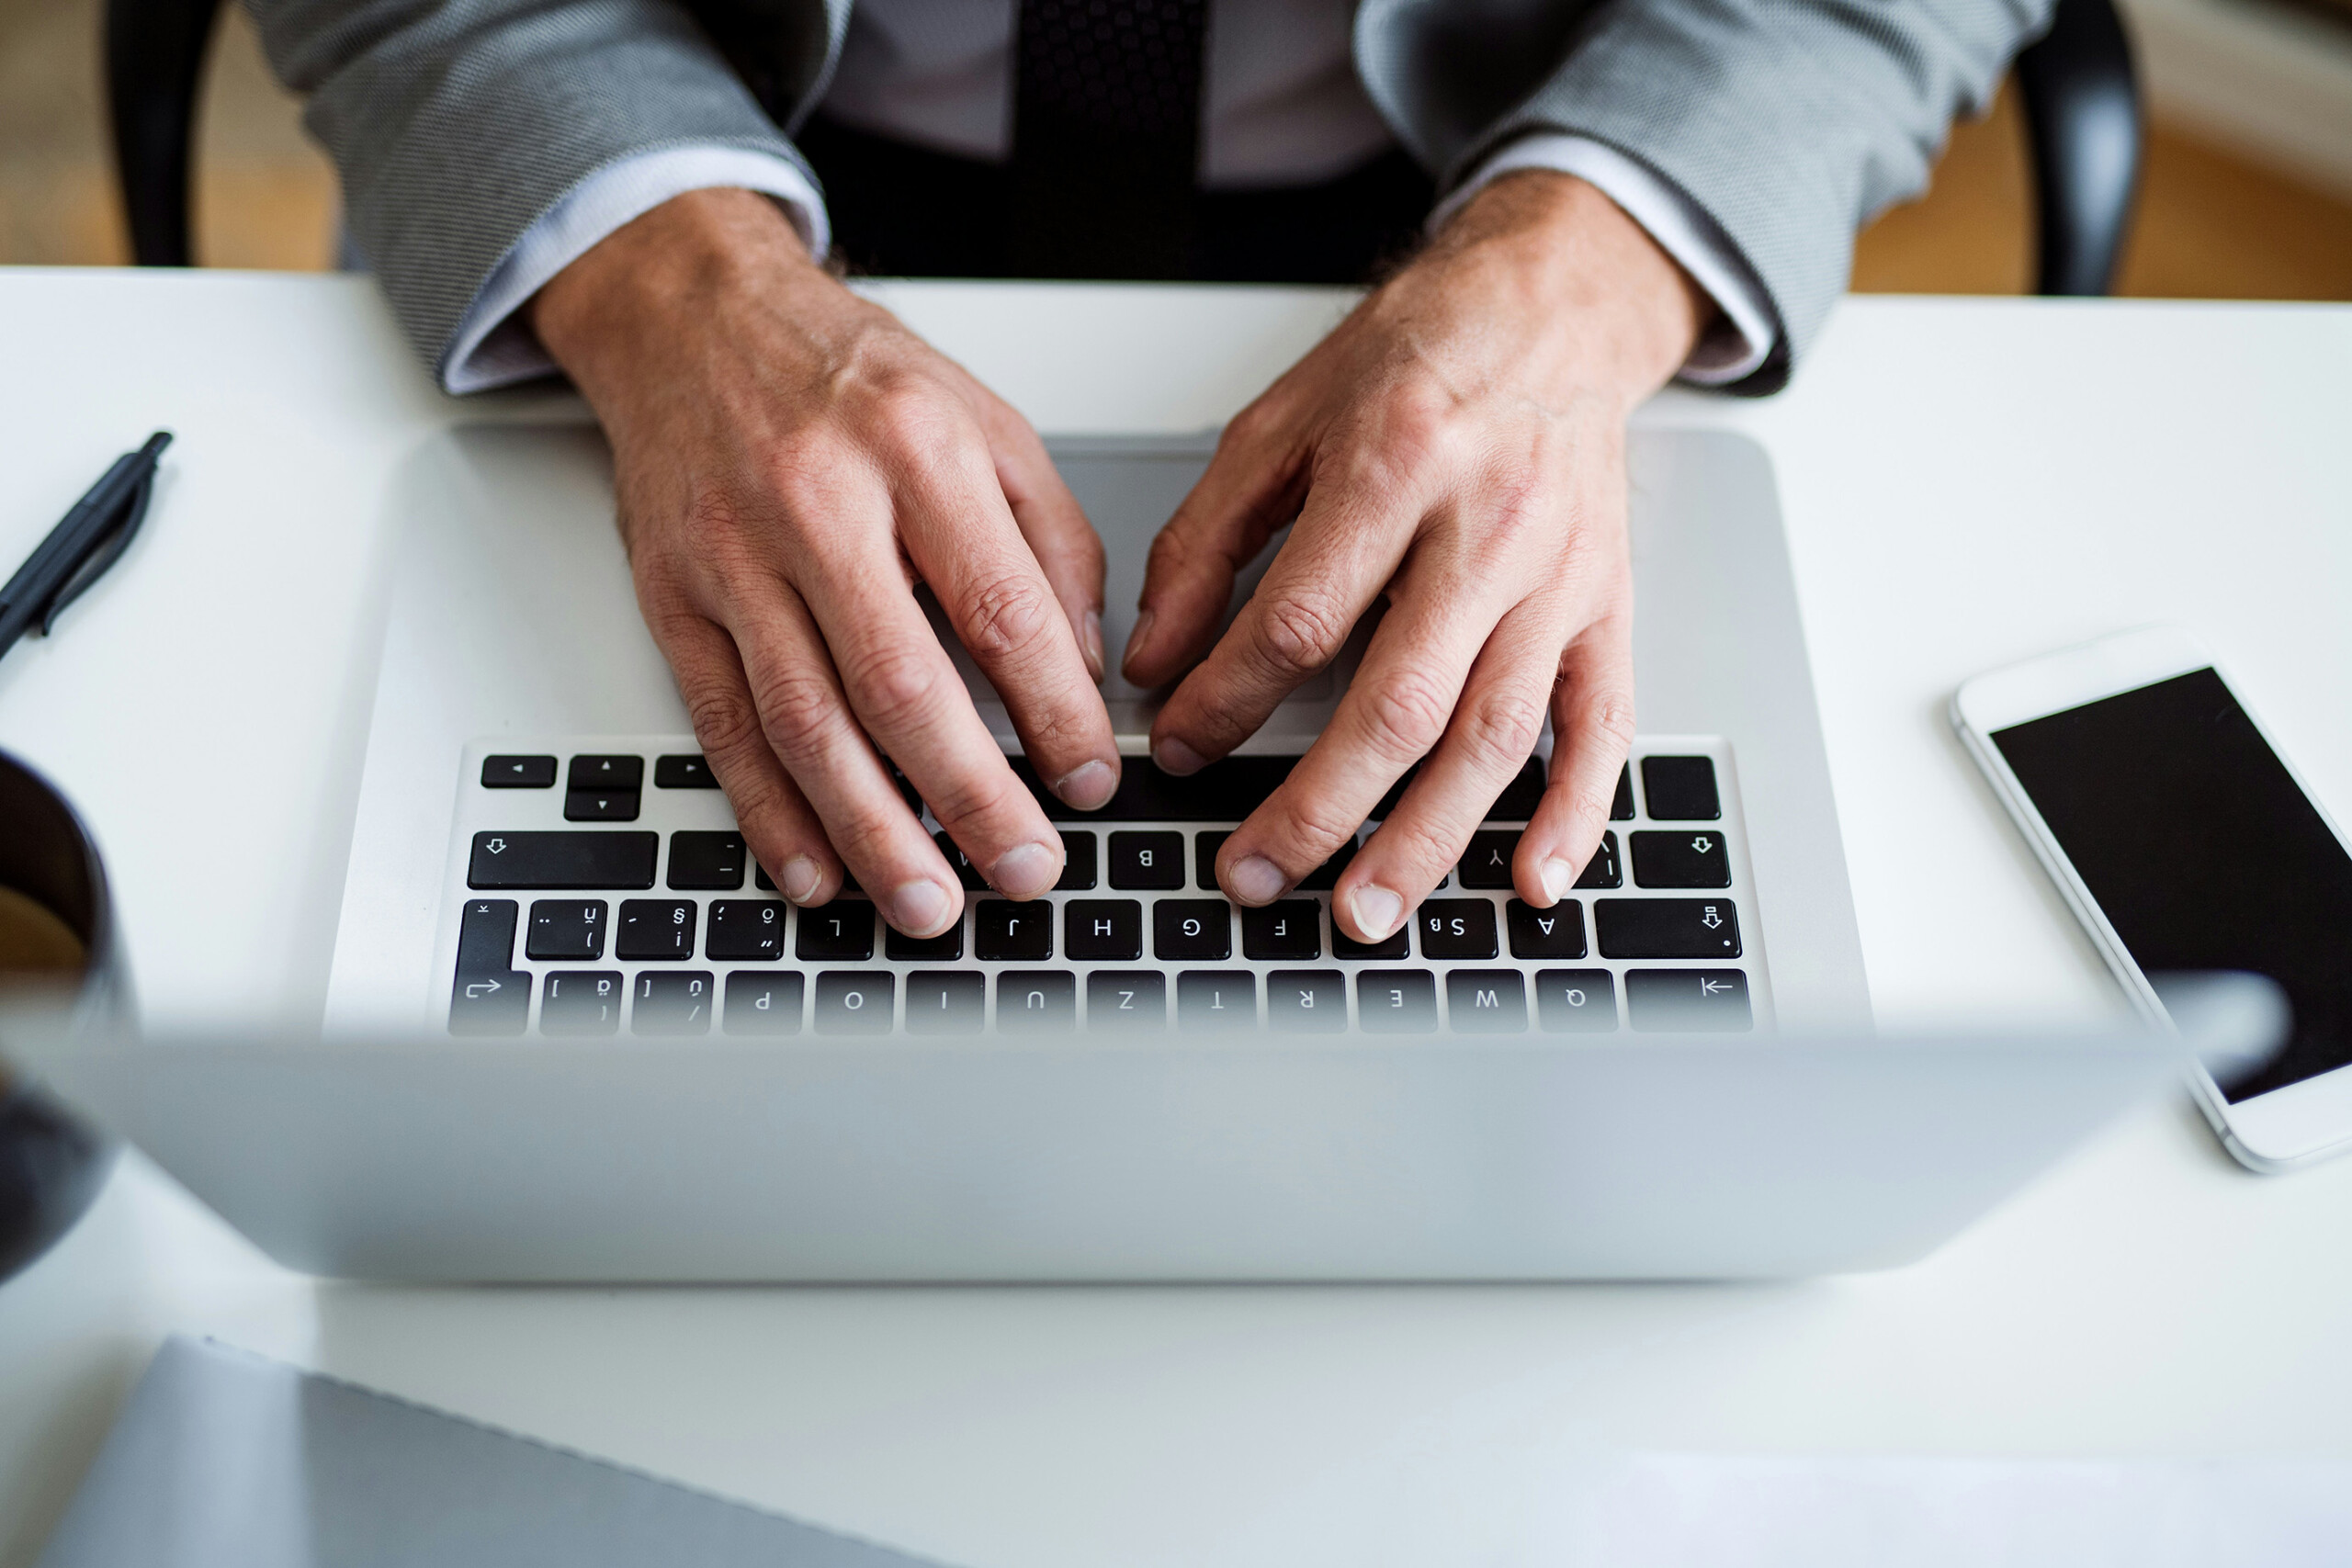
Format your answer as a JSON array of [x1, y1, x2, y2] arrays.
[[1121, 172, 1710, 943], [531, 188, 1120, 936]]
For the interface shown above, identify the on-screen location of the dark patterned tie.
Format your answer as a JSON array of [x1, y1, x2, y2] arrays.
[[1010, 0, 1210, 278]]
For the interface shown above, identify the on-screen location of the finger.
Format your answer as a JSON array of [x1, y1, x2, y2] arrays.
[[656, 611, 842, 905], [791, 524, 1068, 904], [1214, 560, 1499, 932], [897, 450, 1121, 813], [960, 381, 1109, 682], [1120, 404, 1311, 688], [1515, 611, 1637, 906], [1148, 468, 1417, 775], [1335, 595, 1561, 916], [719, 578, 968, 936]]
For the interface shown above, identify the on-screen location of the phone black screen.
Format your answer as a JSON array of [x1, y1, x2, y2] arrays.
[[1993, 668, 2352, 1102]]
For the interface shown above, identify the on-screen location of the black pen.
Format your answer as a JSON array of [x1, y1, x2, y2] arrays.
[[0, 432, 172, 658]]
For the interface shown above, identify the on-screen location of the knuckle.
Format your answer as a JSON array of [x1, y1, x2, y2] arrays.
[[1584, 686, 1639, 752], [1374, 812, 1462, 880], [1252, 591, 1352, 680], [1361, 669, 1454, 761], [743, 661, 842, 757], [684, 682, 763, 762], [842, 643, 944, 734], [1272, 794, 1363, 868], [1456, 683, 1547, 772], [958, 569, 1058, 664], [918, 768, 1024, 838]]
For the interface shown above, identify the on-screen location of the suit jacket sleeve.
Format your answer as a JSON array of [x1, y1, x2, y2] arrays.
[[1360, 0, 2052, 394], [242, 0, 820, 383]]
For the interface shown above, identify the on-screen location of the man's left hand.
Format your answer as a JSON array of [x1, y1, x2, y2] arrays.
[[1120, 171, 1713, 943]]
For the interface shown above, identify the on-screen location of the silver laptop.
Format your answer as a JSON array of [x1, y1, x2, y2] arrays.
[[1, 426, 2184, 1281]]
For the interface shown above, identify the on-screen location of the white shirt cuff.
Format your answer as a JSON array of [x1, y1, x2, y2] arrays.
[[1431, 133, 1776, 388], [443, 146, 831, 394]]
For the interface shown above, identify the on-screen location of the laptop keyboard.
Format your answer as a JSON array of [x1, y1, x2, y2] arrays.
[[442, 739, 1768, 1038]]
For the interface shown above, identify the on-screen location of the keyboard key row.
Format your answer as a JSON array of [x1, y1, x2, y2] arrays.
[[460, 892, 1737, 967], [451, 964, 1751, 1036]]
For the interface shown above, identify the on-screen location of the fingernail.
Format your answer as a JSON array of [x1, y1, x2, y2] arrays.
[[1227, 853, 1286, 905], [1153, 736, 1206, 775], [990, 840, 1059, 899], [1056, 759, 1117, 811], [889, 878, 955, 938], [782, 854, 824, 904], [1082, 610, 1105, 681], [1542, 857, 1575, 903], [1350, 885, 1406, 941], [1124, 608, 1157, 674]]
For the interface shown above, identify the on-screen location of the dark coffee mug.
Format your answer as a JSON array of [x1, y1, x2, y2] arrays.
[[0, 750, 123, 1284]]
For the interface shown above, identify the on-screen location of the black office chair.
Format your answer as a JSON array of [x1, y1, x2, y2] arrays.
[[106, 0, 2143, 295]]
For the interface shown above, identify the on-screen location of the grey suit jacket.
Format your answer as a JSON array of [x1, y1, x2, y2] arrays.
[[245, 0, 2048, 395]]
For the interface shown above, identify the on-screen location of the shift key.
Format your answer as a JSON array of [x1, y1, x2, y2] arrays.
[[469, 830, 658, 890], [1595, 897, 1742, 960]]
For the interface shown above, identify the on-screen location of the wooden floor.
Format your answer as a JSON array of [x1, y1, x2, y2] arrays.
[[5, 0, 2352, 302]]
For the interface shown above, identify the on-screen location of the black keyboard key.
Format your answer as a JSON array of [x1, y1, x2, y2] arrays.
[[1631, 829, 1731, 888], [616, 898, 696, 959], [1626, 969, 1752, 1032], [1110, 830, 1185, 889], [526, 899, 606, 961], [1153, 899, 1231, 960], [541, 970, 624, 1036], [814, 971, 892, 1034], [481, 755, 556, 789], [1298, 835, 1357, 891], [1356, 970, 1437, 1032], [1267, 969, 1345, 1032], [564, 789, 640, 822], [1417, 899, 1498, 960], [1242, 900, 1321, 960], [1087, 971, 1166, 1033], [1057, 830, 1098, 891], [1193, 830, 1228, 890], [1458, 829, 1518, 889], [997, 970, 1077, 1032], [906, 971, 986, 1034], [1640, 755, 1720, 820], [1065, 899, 1143, 962], [654, 753, 718, 788], [1446, 970, 1527, 1032], [725, 972, 804, 1034], [1333, 919, 1408, 961], [1575, 831, 1622, 889], [934, 832, 989, 891], [1535, 969, 1618, 1032], [887, 914, 965, 962], [569, 754, 644, 792], [1596, 897, 1741, 959], [449, 969, 529, 1036], [1177, 970, 1256, 1032], [1486, 759, 1544, 821], [797, 902, 875, 961], [975, 899, 1053, 960], [707, 899, 786, 960], [1611, 764, 1634, 821], [667, 831, 746, 890], [469, 831, 657, 890], [1506, 898, 1586, 959], [631, 970, 714, 1035], [455, 898, 518, 974], [1008, 754, 1296, 820]]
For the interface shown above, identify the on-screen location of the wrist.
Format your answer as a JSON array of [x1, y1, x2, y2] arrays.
[[1430, 170, 1713, 403], [529, 186, 829, 395]]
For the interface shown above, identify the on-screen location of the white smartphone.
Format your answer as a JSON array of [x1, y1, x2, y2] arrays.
[[1952, 626, 2352, 1173]]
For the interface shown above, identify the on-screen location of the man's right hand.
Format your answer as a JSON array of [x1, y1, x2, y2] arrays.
[[529, 187, 1119, 937]]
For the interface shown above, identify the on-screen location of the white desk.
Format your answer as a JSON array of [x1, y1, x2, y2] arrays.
[[2, 273, 2349, 1567]]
